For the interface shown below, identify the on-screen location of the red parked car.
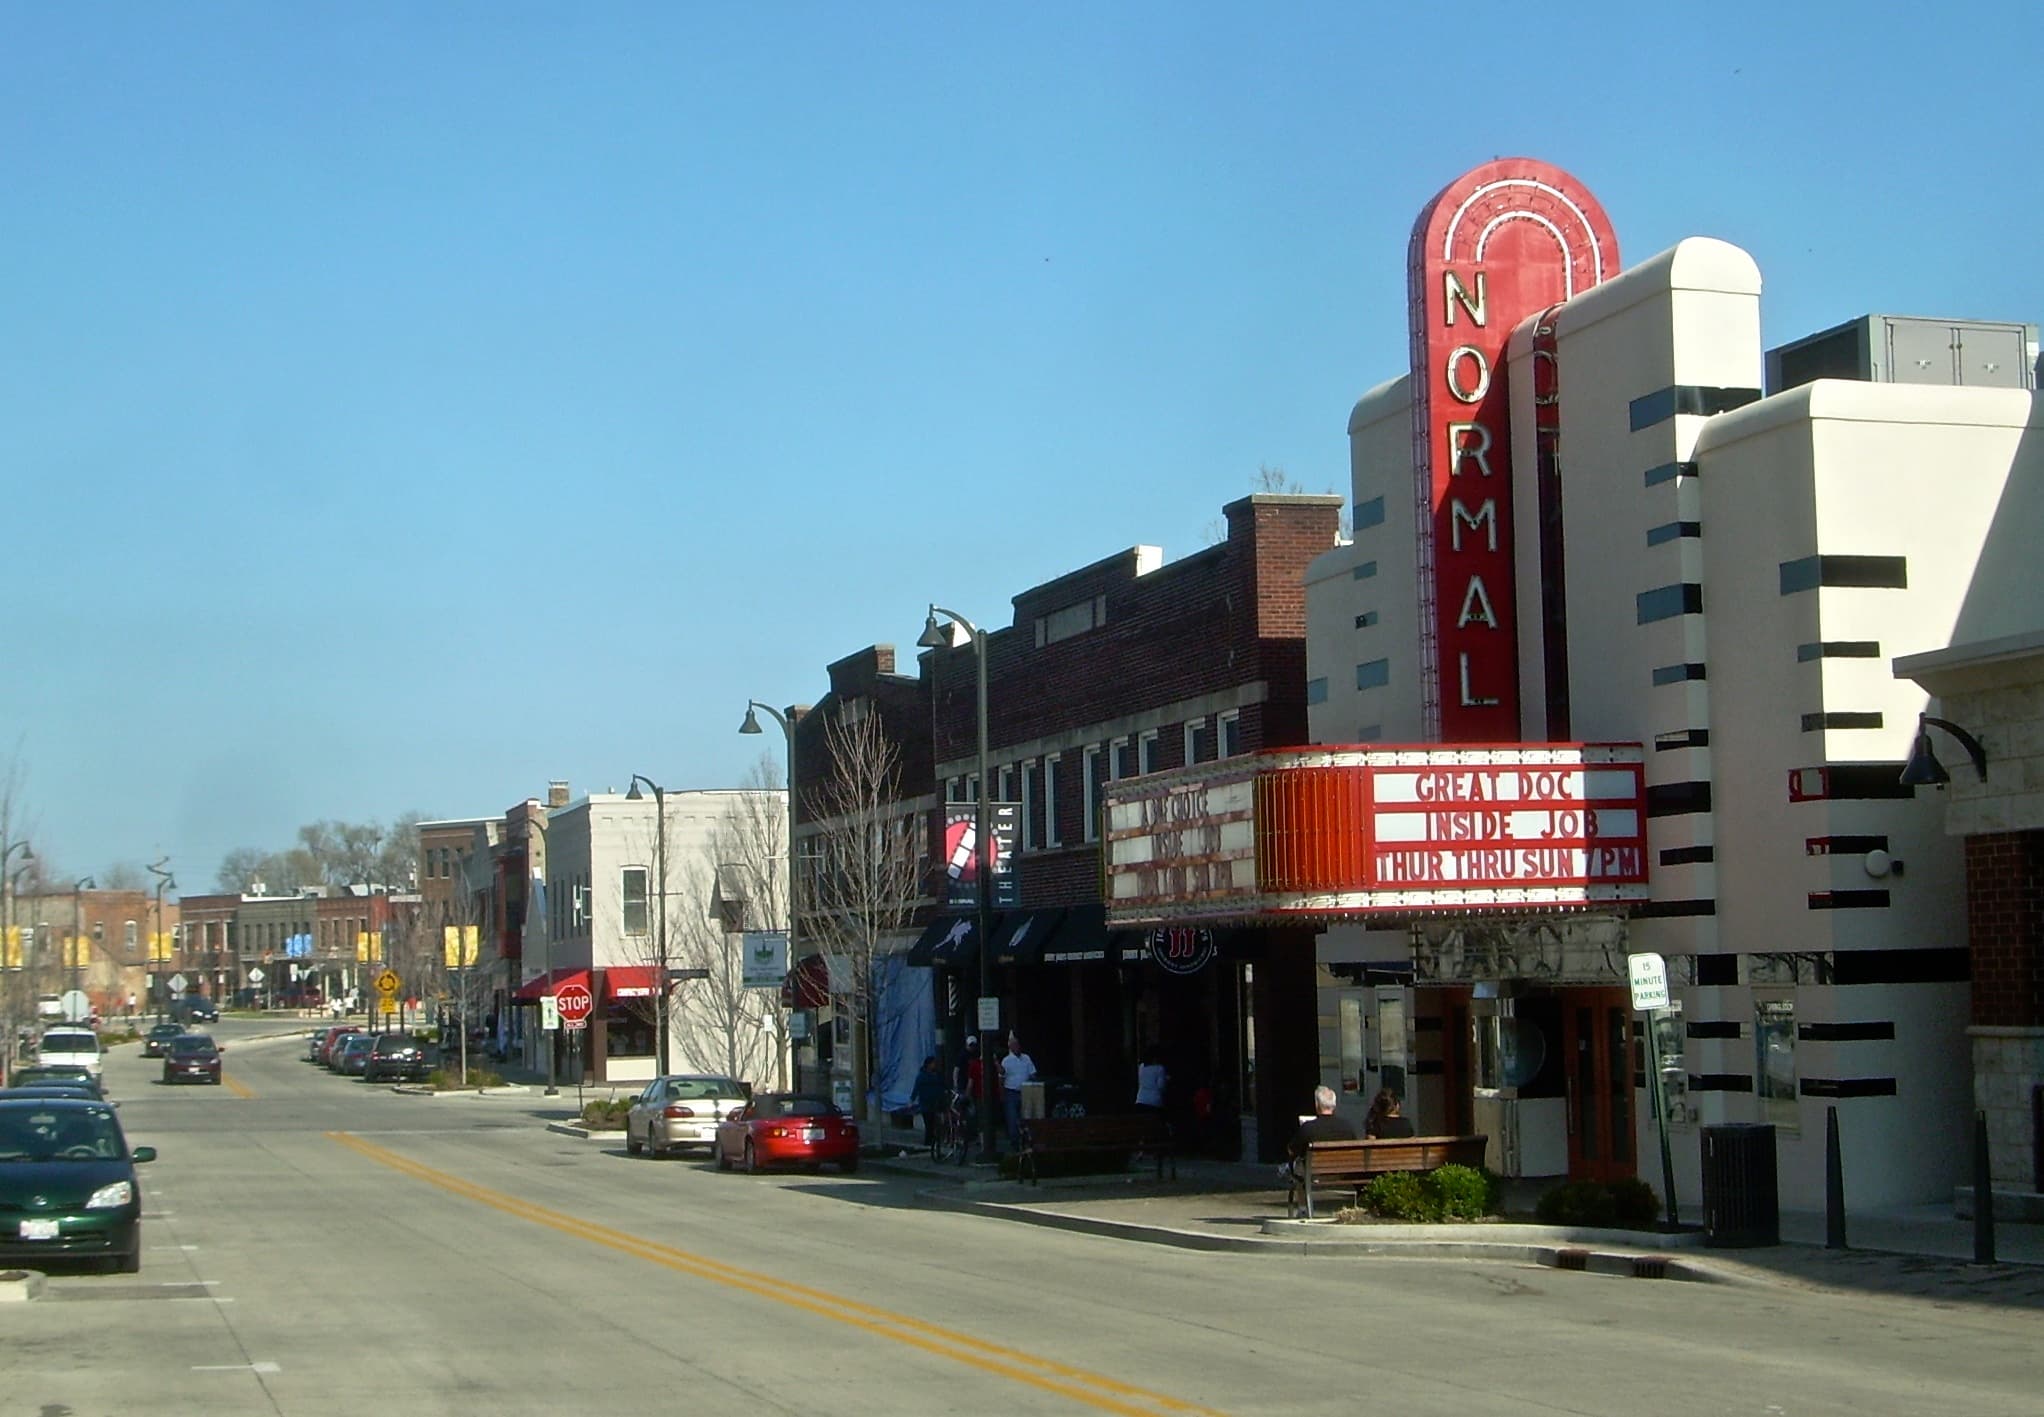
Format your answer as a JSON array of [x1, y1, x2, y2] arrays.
[[714, 1094, 860, 1175]]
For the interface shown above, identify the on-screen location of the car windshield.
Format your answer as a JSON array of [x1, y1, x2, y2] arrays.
[[668, 1077, 743, 1100], [0, 1106, 125, 1161], [13, 1067, 90, 1087], [169, 1037, 217, 1055], [41, 1033, 99, 1055]]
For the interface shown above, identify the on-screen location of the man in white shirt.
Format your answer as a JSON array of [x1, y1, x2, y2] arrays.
[[999, 1033, 1036, 1149]]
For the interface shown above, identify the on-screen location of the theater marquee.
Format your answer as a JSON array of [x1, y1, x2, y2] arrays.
[[1102, 746, 1648, 924]]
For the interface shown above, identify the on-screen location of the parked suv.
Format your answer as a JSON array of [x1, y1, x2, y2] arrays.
[[37, 1028, 104, 1083], [362, 1034, 428, 1083]]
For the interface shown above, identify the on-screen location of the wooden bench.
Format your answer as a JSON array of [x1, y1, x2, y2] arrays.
[[1019, 1114, 1175, 1185], [1288, 1135, 1489, 1219]]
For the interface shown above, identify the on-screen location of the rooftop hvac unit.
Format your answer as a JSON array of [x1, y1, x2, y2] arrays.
[[1766, 314, 2038, 395]]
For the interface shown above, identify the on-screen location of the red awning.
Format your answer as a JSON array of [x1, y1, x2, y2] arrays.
[[781, 953, 831, 1009], [512, 968, 591, 1002], [601, 966, 663, 1000]]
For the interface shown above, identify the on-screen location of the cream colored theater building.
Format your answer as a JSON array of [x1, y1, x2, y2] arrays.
[[1306, 237, 2042, 1212]]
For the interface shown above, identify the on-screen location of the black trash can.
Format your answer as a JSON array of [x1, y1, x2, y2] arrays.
[[1701, 1122, 1779, 1247]]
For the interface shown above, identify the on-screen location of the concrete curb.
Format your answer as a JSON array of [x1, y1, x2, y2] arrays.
[[546, 1122, 626, 1140], [391, 1084, 536, 1098], [916, 1190, 1759, 1284], [0, 1268, 47, 1302]]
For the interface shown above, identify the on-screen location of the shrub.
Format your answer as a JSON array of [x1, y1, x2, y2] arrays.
[[1429, 1163, 1500, 1220], [1608, 1176, 1662, 1228], [579, 1097, 630, 1128], [1360, 1172, 1438, 1221], [429, 1066, 505, 1092], [1535, 1178, 1661, 1230]]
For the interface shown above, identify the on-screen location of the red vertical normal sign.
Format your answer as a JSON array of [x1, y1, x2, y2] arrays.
[[1406, 160, 1618, 741]]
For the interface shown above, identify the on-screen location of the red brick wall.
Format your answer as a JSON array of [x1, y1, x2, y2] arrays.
[[1967, 829, 2044, 1027]]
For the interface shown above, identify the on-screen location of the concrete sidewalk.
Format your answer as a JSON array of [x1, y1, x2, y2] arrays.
[[853, 1121, 2044, 1305]]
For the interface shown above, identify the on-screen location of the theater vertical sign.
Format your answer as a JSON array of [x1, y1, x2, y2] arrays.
[[1407, 160, 1618, 741]]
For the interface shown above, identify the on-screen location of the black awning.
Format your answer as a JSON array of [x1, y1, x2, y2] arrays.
[[905, 914, 990, 968], [991, 909, 1066, 966], [1038, 903, 1117, 964]]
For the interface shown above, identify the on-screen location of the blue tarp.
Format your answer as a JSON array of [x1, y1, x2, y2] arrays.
[[871, 954, 934, 1115]]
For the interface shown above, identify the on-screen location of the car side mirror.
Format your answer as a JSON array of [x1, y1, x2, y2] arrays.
[[730, 1107, 748, 1121], [132, 1146, 157, 1163]]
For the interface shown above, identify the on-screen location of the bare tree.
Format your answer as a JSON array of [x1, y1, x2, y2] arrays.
[[612, 774, 789, 1087], [665, 764, 789, 1089], [0, 744, 39, 1067], [214, 811, 425, 895], [800, 711, 925, 1121]]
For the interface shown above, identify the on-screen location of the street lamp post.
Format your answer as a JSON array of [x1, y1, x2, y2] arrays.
[[918, 603, 996, 1160], [739, 700, 800, 1092], [147, 858, 175, 1022], [70, 876, 95, 1016], [626, 775, 669, 1076], [521, 812, 559, 1096]]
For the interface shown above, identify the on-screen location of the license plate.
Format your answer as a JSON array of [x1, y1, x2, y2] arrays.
[[802, 1128, 823, 1143], [19, 1219, 59, 1240]]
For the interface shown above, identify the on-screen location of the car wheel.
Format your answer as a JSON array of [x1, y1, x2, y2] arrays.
[[115, 1246, 141, 1275], [840, 1155, 860, 1175], [744, 1140, 761, 1175], [625, 1124, 643, 1156]]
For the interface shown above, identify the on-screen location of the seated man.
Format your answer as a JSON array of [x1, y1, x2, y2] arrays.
[[1287, 1084, 1359, 1163]]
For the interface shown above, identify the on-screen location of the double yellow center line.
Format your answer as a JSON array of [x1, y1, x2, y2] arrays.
[[328, 1132, 1224, 1416]]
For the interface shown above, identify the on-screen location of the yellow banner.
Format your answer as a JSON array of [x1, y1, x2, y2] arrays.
[[443, 924, 479, 969], [357, 931, 381, 963], [2, 926, 18, 969], [149, 931, 174, 963]]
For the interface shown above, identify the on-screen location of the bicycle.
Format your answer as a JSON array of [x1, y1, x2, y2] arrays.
[[930, 1090, 971, 1165]]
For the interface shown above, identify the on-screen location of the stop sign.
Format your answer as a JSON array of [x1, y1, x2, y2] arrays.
[[555, 982, 594, 1027]]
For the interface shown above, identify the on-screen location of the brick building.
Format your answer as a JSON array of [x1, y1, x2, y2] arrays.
[[912, 493, 1344, 1159]]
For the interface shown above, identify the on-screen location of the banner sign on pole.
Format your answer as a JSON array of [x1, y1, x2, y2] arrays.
[[742, 930, 789, 990], [943, 803, 1020, 909]]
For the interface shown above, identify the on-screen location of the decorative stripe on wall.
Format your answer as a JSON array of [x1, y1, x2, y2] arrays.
[[1629, 384, 1763, 430], [1798, 1021, 1895, 1042], [1800, 1077, 1898, 1098]]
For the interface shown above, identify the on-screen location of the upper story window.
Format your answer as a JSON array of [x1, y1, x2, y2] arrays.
[[1044, 755, 1065, 847], [1137, 730, 1160, 775], [1035, 595, 1108, 647], [1083, 746, 1107, 843], [1022, 761, 1044, 851], [1183, 718, 1207, 765], [1218, 711, 1243, 758], [1111, 738, 1138, 780]]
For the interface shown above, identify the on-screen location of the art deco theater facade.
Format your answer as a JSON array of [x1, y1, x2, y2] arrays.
[[1105, 159, 2043, 1214]]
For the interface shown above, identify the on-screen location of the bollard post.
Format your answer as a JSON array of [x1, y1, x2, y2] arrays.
[[1973, 1110, 1996, 1266], [1825, 1105, 1847, 1250]]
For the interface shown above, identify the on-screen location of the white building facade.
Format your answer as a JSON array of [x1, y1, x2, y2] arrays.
[[1302, 169, 2042, 1212], [518, 787, 786, 1088]]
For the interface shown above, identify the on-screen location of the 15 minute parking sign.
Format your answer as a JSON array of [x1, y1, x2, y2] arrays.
[[1628, 952, 1669, 1012]]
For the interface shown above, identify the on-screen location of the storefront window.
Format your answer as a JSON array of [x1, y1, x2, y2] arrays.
[[607, 1005, 653, 1058], [1753, 992, 1797, 1129]]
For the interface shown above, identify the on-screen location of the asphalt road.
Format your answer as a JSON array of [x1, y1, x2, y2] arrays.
[[4, 1022, 2040, 1416]]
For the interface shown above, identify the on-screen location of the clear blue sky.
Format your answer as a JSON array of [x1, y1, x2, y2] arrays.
[[5, 2, 2039, 891]]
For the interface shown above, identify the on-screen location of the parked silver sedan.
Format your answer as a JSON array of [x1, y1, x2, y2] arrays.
[[625, 1075, 750, 1158]]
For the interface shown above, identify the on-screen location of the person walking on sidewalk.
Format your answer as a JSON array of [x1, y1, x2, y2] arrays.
[[1134, 1046, 1168, 1114], [1000, 1032, 1037, 1149], [911, 1055, 946, 1148]]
